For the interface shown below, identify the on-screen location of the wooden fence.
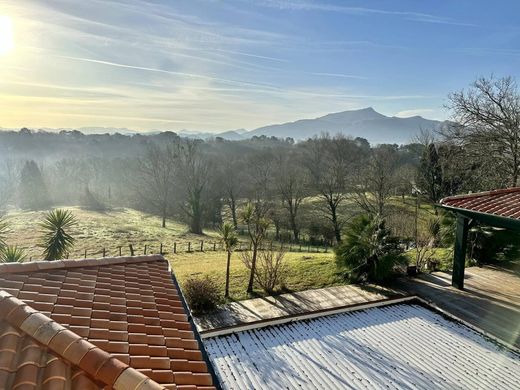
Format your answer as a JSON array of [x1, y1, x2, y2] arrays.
[[40, 240, 329, 260]]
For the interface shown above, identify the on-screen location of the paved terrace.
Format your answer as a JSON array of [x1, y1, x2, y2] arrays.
[[194, 284, 401, 332], [393, 264, 520, 348]]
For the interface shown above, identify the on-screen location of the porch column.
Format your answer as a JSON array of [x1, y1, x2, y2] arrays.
[[452, 214, 469, 289]]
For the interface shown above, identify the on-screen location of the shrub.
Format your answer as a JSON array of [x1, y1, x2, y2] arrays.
[[335, 214, 407, 283], [241, 249, 287, 293], [183, 276, 222, 314], [39, 209, 77, 261], [1, 246, 26, 263]]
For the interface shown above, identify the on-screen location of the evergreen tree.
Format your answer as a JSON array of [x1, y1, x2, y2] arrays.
[[417, 143, 443, 203], [18, 161, 51, 210]]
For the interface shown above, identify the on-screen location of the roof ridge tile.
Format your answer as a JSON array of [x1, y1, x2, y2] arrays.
[[0, 290, 167, 389], [0, 255, 165, 274]]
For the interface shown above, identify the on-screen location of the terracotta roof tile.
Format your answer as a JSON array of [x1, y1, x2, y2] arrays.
[[0, 255, 214, 389], [440, 187, 520, 220]]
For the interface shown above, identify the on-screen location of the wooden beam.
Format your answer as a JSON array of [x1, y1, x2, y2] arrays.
[[452, 215, 469, 289]]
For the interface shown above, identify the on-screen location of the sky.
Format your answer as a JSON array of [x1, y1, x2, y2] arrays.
[[0, 0, 519, 132]]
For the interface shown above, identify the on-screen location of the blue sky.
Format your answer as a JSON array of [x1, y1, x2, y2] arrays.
[[0, 0, 519, 131]]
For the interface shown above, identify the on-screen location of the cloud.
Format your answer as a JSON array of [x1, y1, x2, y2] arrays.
[[309, 72, 368, 80], [239, 0, 476, 27]]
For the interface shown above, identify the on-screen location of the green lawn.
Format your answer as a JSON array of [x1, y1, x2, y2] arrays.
[[169, 251, 341, 301]]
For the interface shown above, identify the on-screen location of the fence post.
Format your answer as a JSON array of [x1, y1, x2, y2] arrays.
[[160, 243, 163, 255], [102, 248, 106, 257], [84, 249, 87, 258], [129, 244, 134, 256], [144, 245, 147, 255], [188, 242, 191, 252], [200, 241, 204, 252], [174, 242, 177, 253], [118, 246, 122, 256], [213, 242, 216, 251]]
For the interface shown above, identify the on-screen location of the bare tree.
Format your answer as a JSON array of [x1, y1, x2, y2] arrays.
[[242, 202, 270, 294], [218, 158, 243, 229], [242, 248, 287, 293], [445, 75, 520, 186], [354, 145, 399, 217], [305, 135, 363, 243], [274, 152, 307, 242], [176, 139, 211, 234], [137, 143, 177, 228]]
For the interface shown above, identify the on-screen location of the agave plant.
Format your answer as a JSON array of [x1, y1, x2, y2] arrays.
[[39, 209, 77, 261], [1, 246, 27, 263], [0, 217, 7, 250]]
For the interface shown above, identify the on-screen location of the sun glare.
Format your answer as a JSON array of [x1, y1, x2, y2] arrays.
[[0, 15, 14, 56]]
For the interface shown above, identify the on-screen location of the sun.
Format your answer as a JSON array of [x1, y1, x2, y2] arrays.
[[0, 15, 14, 56]]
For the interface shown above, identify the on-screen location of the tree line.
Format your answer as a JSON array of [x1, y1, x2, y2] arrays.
[[0, 75, 518, 248]]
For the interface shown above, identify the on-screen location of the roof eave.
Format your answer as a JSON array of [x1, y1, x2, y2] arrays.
[[438, 203, 520, 232]]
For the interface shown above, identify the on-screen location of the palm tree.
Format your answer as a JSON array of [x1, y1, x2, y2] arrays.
[[1, 246, 27, 263], [39, 209, 77, 261], [335, 214, 406, 282], [219, 222, 238, 299]]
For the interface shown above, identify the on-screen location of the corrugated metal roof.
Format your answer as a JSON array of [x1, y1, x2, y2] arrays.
[[440, 187, 520, 220], [204, 304, 520, 390]]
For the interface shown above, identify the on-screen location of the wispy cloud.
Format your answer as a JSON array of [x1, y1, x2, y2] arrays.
[[239, 0, 476, 27], [309, 72, 368, 80]]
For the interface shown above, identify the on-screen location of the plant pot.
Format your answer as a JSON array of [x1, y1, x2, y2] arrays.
[[407, 265, 417, 276]]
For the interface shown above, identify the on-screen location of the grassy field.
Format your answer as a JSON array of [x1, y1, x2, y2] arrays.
[[1, 197, 441, 301], [2, 206, 341, 301], [2, 207, 221, 259], [170, 251, 340, 301]]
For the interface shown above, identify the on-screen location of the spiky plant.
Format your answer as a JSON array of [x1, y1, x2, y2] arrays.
[[1, 246, 27, 263], [39, 209, 77, 261], [219, 222, 239, 298], [0, 217, 7, 251]]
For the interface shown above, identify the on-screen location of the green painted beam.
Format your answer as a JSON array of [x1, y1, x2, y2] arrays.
[[452, 215, 469, 289], [438, 204, 520, 232]]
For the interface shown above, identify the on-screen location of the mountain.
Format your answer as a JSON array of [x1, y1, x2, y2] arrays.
[[178, 129, 245, 141], [247, 107, 447, 144]]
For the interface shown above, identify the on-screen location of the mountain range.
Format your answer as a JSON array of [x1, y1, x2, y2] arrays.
[[1, 108, 447, 144]]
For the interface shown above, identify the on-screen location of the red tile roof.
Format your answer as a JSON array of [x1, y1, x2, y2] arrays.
[[0, 255, 216, 390], [440, 187, 520, 219]]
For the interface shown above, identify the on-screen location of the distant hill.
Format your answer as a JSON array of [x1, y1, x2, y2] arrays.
[[247, 107, 447, 144]]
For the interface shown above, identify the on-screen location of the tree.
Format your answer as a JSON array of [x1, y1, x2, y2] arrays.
[[0, 160, 18, 214], [219, 222, 239, 298], [304, 135, 361, 243], [218, 158, 243, 229], [242, 248, 287, 293], [445, 75, 520, 187], [137, 143, 177, 228], [19, 160, 51, 210], [242, 203, 270, 294], [274, 152, 307, 241], [176, 140, 210, 234], [335, 214, 406, 282], [354, 145, 399, 217], [417, 140, 443, 204], [39, 209, 77, 261]]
